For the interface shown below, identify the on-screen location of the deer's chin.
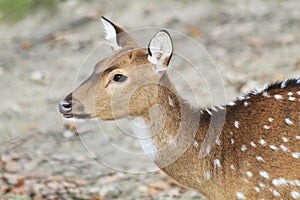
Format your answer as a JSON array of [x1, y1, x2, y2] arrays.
[[62, 113, 96, 122]]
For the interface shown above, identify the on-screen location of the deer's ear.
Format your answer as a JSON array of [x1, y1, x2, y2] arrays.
[[148, 30, 173, 73], [101, 16, 138, 51]]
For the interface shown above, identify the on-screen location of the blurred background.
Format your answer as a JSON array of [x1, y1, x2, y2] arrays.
[[1, 0, 300, 199]]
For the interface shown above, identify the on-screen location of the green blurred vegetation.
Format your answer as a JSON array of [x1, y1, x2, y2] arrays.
[[0, 0, 61, 22]]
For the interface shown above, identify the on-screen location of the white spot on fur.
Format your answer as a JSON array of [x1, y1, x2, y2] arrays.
[[255, 187, 260, 192], [231, 139, 235, 144], [269, 145, 278, 151], [259, 171, 270, 179], [246, 171, 253, 177], [256, 156, 265, 162], [214, 159, 221, 168], [211, 106, 218, 111], [272, 178, 287, 186], [255, 84, 268, 94], [291, 190, 300, 199], [273, 190, 280, 196], [282, 137, 289, 142], [217, 105, 225, 110], [263, 91, 270, 97], [281, 81, 287, 88], [288, 92, 293, 96], [250, 141, 257, 148], [215, 138, 220, 146], [289, 96, 296, 101], [244, 101, 249, 107], [280, 145, 288, 152], [168, 96, 174, 107], [263, 125, 271, 130], [296, 136, 300, 140], [285, 118, 294, 125], [289, 180, 300, 186], [297, 91, 300, 95], [230, 164, 235, 170], [234, 121, 239, 128], [205, 145, 211, 154], [192, 140, 199, 148], [205, 171, 211, 180], [205, 109, 212, 115], [274, 94, 283, 100], [259, 182, 266, 189], [292, 152, 300, 159], [228, 101, 236, 106], [268, 117, 274, 123], [241, 144, 247, 152], [236, 192, 246, 199], [259, 139, 266, 146]]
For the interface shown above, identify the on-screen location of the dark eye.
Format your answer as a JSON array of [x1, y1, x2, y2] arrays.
[[113, 74, 127, 82]]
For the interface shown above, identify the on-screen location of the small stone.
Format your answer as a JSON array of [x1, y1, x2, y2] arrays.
[[30, 70, 50, 84], [138, 185, 149, 193], [63, 130, 75, 138], [100, 186, 122, 198], [89, 187, 99, 193]]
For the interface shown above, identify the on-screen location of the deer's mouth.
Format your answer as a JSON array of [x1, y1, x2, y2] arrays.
[[62, 113, 91, 119], [59, 99, 92, 120]]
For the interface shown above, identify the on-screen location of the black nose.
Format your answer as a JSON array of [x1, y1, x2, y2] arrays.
[[59, 100, 72, 114], [59, 93, 72, 115]]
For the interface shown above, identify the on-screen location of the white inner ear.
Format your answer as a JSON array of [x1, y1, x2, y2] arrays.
[[101, 18, 121, 51], [148, 31, 173, 73]]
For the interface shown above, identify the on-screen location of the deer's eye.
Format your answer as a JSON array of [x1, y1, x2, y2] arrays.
[[113, 74, 127, 82]]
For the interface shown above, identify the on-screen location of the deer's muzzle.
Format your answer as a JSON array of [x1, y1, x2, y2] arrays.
[[58, 93, 91, 119], [59, 93, 74, 118]]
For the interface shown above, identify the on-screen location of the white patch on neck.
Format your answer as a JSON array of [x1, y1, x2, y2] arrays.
[[152, 62, 167, 73], [131, 117, 157, 160]]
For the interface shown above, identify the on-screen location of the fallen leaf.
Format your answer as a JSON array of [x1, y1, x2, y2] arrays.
[[21, 124, 40, 132], [149, 180, 170, 191], [21, 41, 32, 49], [246, 37, 263, 46], [89, 196, 104, 200], [15, 177, 25, 188], [185, 26, 202, 37]]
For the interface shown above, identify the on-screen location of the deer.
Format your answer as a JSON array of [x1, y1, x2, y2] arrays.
[[59, 17, 300, 200]]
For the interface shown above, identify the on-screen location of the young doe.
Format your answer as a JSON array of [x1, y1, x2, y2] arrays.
[[59, 17, 299, 200]]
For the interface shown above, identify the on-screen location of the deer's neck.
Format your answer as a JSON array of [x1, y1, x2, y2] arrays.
[[136, 73, 203, 168]]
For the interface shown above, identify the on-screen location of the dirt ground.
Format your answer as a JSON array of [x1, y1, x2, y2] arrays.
[[1, 0, 300, 199]]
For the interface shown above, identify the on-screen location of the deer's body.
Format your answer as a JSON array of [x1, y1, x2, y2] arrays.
[[59, 17, 300, 200]]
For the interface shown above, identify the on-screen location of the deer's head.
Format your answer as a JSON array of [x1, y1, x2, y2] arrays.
[[59, 17, 173, 121]]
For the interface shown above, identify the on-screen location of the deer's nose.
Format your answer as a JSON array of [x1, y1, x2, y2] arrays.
[[59, 93, 73, 115], [59, 100, 72, 114]]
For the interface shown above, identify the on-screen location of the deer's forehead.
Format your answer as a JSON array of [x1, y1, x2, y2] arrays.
[[94, 48, 148, 74]]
